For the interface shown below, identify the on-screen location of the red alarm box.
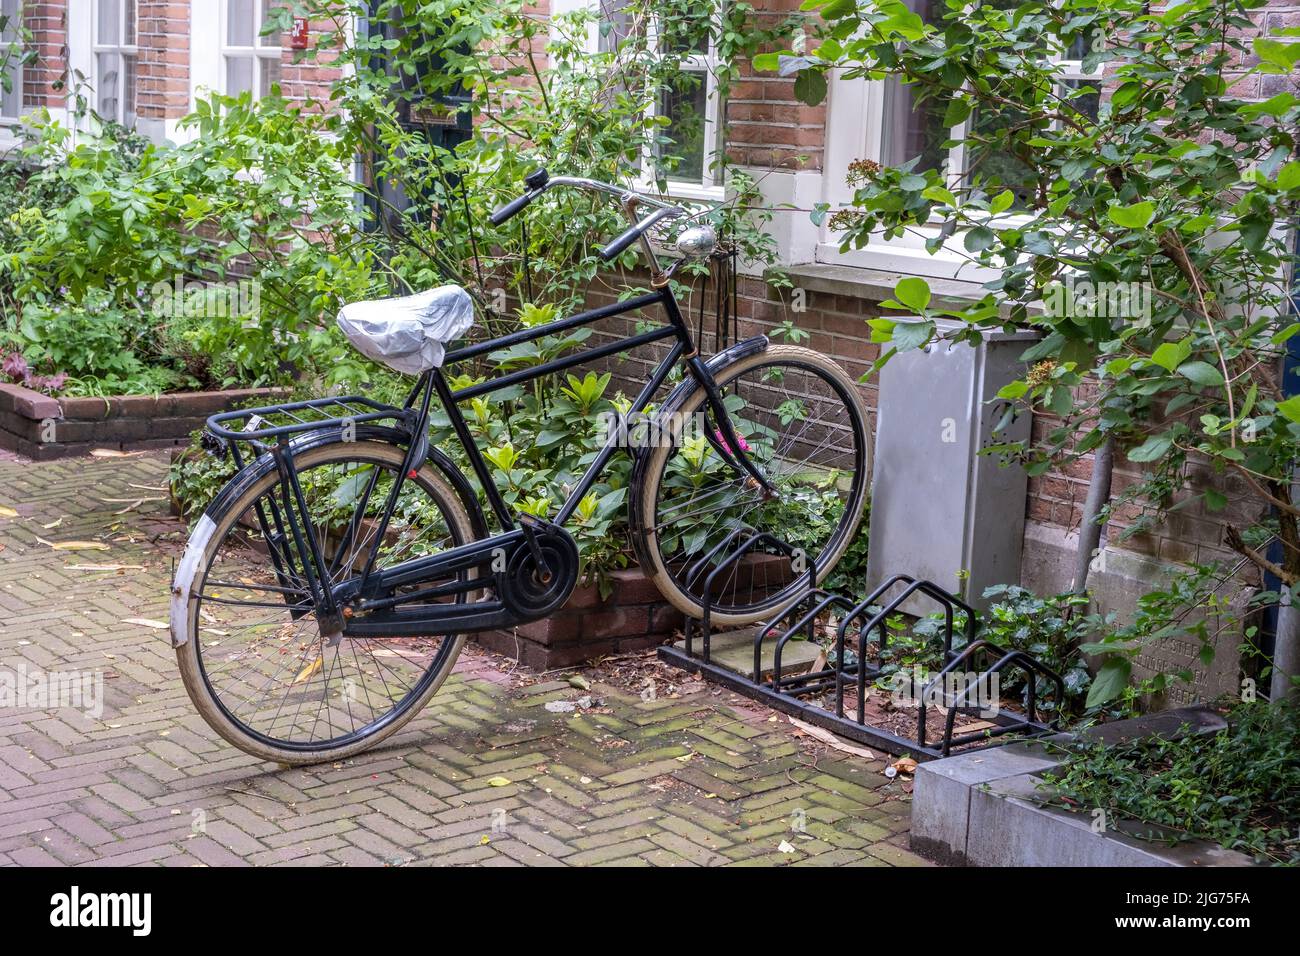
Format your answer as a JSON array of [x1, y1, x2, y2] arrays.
[[290, 17, 309, 50]]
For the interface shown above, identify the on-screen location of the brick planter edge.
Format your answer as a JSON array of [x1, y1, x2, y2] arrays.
[[0, 381, 286, 460], [474, 567, 684, 669]]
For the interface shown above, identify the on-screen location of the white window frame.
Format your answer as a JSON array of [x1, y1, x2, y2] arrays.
[[820, 10, 1103, 278], [221, 0, 284, 99], [93, 0, 139, 126], [555, 0, 725, 201], [639, 12, 723, 200], [0, 0, 24, 126]]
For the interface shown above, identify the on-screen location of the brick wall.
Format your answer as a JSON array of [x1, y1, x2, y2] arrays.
[[276, 17, 341, 105], [137, 1, 190, 121], [21, 2, 65, 110], [725, 0, 825, 173]]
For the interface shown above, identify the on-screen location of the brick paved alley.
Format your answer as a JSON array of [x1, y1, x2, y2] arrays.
[[0, 450, 924, 867]]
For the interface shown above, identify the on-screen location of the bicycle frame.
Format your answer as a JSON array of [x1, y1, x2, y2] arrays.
[[231, 280, 772, 639]]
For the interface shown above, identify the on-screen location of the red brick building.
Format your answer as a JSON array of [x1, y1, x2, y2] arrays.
[[3, 0, 1298, 638]]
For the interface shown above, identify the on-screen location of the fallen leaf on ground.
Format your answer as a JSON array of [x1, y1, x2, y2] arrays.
[[567, 673, 592, 691], [67, 564, 144, 572], [90, 448, 139, 458], [122, 618, 169, 629], [50, 540, 110, 552], [787, 716, 876, 760], [293, 657, 323, 684], [487, 776, 511, 787], [890, 756, 918, 776], [41, 517, 63, 529], [778, 840, 797, 853]]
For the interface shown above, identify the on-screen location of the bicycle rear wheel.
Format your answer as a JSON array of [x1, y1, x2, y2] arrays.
[[174, 439, 478, 764], [633, 345, 870, 626]]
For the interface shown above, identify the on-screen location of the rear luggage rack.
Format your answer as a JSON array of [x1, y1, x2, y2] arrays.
[[207, 395, 410, 447]]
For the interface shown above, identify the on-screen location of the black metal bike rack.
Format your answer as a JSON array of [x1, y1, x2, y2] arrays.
[[659, 529, 1065, 760]]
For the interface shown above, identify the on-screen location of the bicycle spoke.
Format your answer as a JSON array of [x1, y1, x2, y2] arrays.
[[647, 352, 868, 618], [187, 446, 469, 753]]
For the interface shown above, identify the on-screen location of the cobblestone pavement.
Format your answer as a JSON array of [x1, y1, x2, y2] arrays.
[[0, 451, 925, 867]]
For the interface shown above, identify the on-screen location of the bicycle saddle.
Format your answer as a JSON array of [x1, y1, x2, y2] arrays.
[[337, 284, 475, 375]]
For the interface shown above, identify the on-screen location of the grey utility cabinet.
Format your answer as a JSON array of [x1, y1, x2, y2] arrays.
[[865, 319, 1037, 613]]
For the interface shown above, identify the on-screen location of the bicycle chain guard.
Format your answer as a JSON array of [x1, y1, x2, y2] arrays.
[[499, 524, 580, 619]]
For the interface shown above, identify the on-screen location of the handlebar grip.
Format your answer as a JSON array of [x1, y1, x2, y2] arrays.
[[490, 191, 537, 227], [599, 221, 644, 261]]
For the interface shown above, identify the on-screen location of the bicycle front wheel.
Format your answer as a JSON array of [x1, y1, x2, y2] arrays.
[[634, 345, 870, 626], [174, 438, 478, 765]]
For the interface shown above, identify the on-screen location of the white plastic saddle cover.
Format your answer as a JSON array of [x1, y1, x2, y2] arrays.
[[336, 284, 475, 374]]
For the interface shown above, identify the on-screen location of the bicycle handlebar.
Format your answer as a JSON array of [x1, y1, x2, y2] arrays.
[[488, 191, 539, 226], [597, 206, 684, 261], [489, 167, 687, 262]]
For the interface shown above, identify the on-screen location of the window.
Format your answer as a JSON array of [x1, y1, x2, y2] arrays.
[[820, 0, 1104, 275], [94, 0, 138, 125], [1, 0, 24, 122], [596, 0, 723, 197], [879, 0, 1101, 208], [224, 0, 282, 98]]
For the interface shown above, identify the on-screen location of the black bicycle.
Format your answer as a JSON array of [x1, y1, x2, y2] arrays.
[[170, 170, 871, 763]]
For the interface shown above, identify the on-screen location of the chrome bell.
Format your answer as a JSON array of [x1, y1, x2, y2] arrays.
[[675, 224, 718, 259]]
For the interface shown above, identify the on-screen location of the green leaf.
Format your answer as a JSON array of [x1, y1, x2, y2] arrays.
[[1177, 361, 1224, 387], [1060, 157, 1092, 182], [963, 225, 995, 253], [891, 320, 934, 352], [1107, 201, 1155, 229], [751, 52, 781, 71], [1239, 92, 1298, 118], [998, 379, 1030, 400], [1128, 434, 1173, 462], [1271, 323, 1300, 346], [1020, 332, 1065, 363], [1048, 385, 1074, 417], [893, 276, 931, 312], [1253, 37, 1300, 73], [794, 70, 828, 106], [1086, 657, 1132, 708], [1150, 340, 1191, 372], [922, 185, 957, 206], [1276, 395, 1300, 424], [988, 190, 1015, 214], [1275, 161, 1300, 191], [942, 98, 972, 128]]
